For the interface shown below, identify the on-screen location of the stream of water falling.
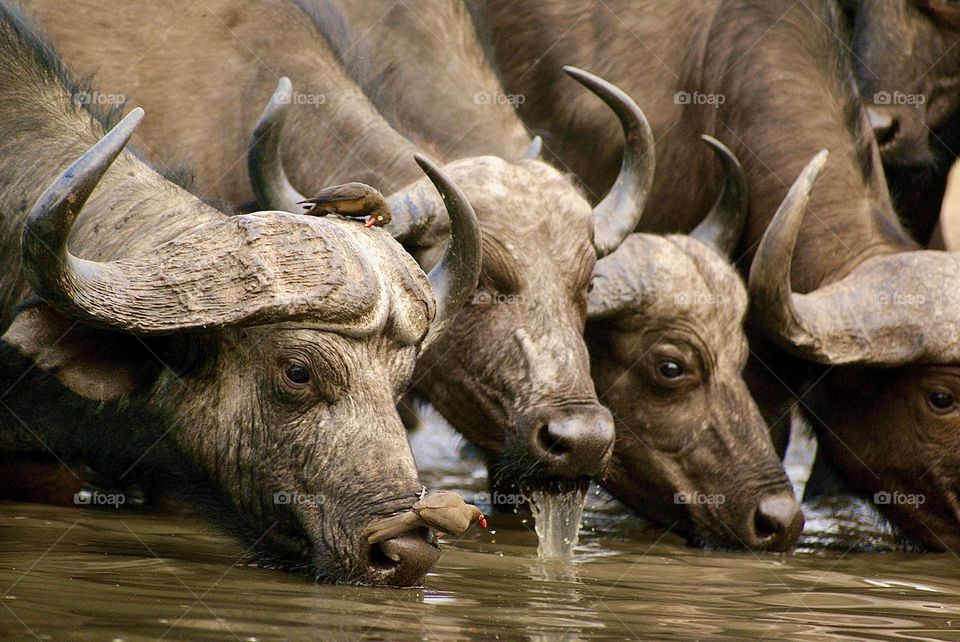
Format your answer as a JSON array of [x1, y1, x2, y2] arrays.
[[529, 486, 588, 558]]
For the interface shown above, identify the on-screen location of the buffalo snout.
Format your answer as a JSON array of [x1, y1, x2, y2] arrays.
[[745, 491, 805, 552], [366, 529, 440, 587], [525, 404, 615, 479]]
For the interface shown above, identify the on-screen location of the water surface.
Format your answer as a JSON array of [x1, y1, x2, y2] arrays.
[[1, 419, 958, 640]]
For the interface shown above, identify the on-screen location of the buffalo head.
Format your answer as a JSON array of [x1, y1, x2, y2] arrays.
[[248, 67, 655, 500], [3, 108, 482, 585], [750, 150, 960, 551], [587, 137, 803, 551]]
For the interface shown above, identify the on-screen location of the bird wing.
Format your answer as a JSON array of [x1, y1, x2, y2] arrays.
[[298, 182, 377, 208], [416, 505, 483, 536], [364, 511, 425, 544], [413, 491, 464, 511]]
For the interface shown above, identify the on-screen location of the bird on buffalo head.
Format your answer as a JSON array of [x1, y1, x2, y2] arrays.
[[298, 182, 392, 227], [365, 491, 487, 544]]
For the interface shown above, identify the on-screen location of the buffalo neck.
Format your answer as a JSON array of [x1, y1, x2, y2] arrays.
[[281, 83, 420, 196], [224, 0, 422, 197], [702, 0, 915, 292], [476, 0, 916, 291], [326, 0, 532, 162], [15, 0, 421, 204]]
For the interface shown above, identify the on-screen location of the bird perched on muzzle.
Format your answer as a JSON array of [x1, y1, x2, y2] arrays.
[[298, 182, 392, 227], [365, 491, 487, 544]]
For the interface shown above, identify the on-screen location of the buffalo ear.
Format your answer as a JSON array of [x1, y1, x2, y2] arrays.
[[2, 303, 164, 402]]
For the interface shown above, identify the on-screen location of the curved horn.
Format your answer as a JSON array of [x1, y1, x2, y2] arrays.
[[248, 76, 308, 213], [691, 136, 748, 258], [751, 149, 960, 365], [411, 155, 482, 355], [522, 135, 543, 160], [22, 108, 146, 327], [23, 109, 404, 336], [563, 66, 655, 258], [747, 151, 829, 357], [248, 78, 457, 252]]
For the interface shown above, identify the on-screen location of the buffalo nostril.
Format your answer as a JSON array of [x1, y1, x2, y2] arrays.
[[537, 423, 571, 457], [528, 407, 615, 478], [751, 492, 804, 552], [367, 530, 439, 587]]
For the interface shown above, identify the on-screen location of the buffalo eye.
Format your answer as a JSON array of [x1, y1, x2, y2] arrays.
[[283, 363, 311, 385], [927, 390, 956, 413], [658, 361, 685, 379]]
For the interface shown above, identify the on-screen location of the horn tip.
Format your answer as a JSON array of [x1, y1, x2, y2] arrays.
[[522, 135, 543, 160], [115, 106, 145, 136], [413, 153, 440, 176], [806, 149, 830, 182], [701, 135, 741, 170], [272, 77, 293, 105], [700, 134, 726, 152]]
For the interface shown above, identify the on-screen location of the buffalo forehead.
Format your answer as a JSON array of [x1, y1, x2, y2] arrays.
[[602, 235, 746, 328], [158, 212, 430, 340], [446, 156, 593, 236]]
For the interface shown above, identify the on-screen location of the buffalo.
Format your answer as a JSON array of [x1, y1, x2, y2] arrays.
[[0, 2, 483, 586], [319, 0, 802, 549], [476, 0, 960, 550], [16, 0, 659, 500]]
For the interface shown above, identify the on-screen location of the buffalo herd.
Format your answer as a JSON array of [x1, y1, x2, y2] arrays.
[[0, 0, 958, 587]]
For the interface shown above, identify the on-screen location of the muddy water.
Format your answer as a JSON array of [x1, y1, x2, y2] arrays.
[[2, 419, 959, 640]]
